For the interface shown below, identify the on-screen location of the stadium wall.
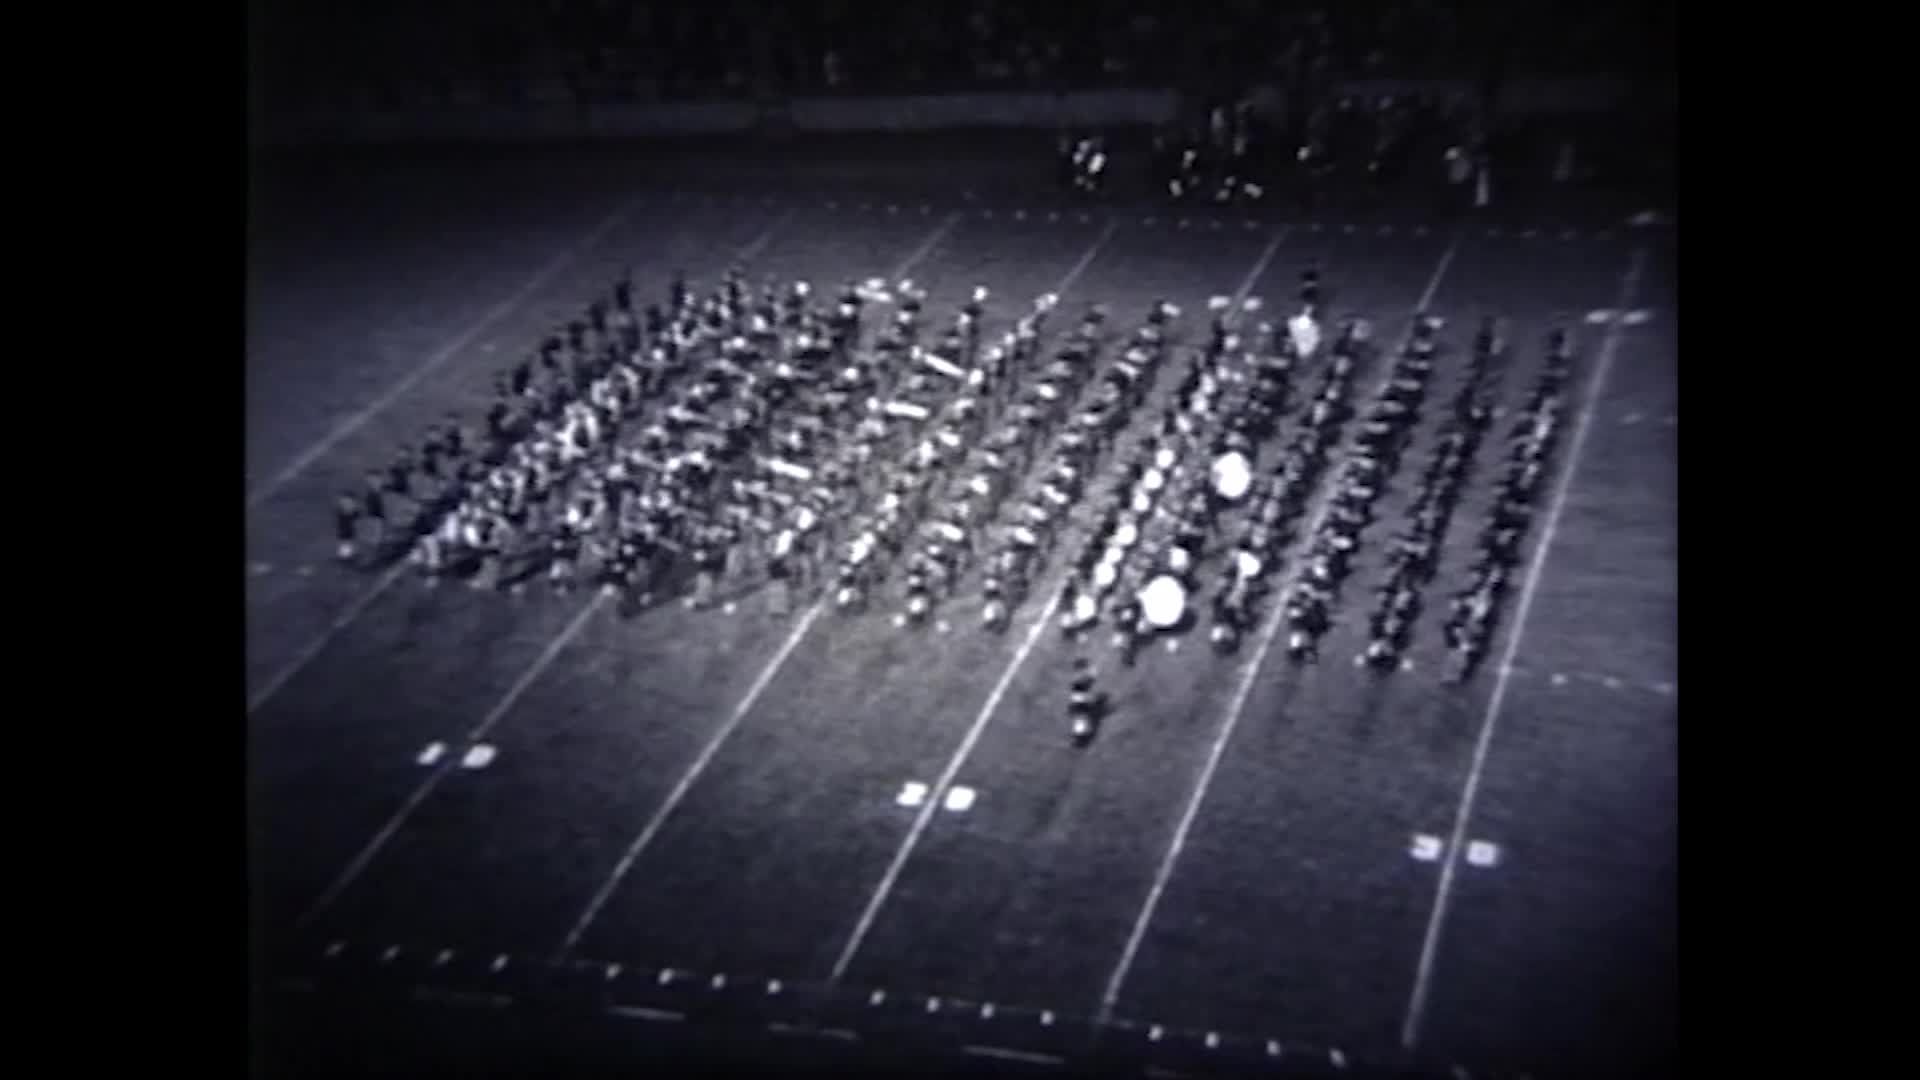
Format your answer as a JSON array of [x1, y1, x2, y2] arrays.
[[257, 78, 1649, 149]]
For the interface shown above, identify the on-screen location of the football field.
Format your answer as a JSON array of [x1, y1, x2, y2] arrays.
[[248, 149, 1676, 1079]]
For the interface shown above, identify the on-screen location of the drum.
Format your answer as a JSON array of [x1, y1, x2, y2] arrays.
[[1140, 575, 1188, 630]]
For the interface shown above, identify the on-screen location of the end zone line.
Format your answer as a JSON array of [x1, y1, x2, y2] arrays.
[[551, 213, 977, 962], [245, 216, 794, 717], [1096, 241, 1458, 1027], [831, 227, 1285, 985], [248, 194, 644, 510], [1398, 247, 1647, 1052]]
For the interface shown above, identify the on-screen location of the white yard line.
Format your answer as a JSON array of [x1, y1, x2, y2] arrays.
[[249, 562, 407, 715], [550, 213, 1001, 962], [830, 227, 1289, 985], [1398, 248, 1648, 1052], [828, 587, 1059, 982], [248, 195, 644, 510], [963, 1045, 1066, 1067], [554, 599, 825, 958], [1097, 241, 1459, 1027], [245, 217, 793, 717], [295, 592, 608, 927]]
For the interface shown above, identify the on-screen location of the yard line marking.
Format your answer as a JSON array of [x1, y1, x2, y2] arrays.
[[964, 1045, 1065, 1067], [1098, 241, 1457, 1027], [556, 601, 825, 958], [892, 214, 962, 278], [836, 227, 1287, 985], [554, 215, 974, 961], [1400, 248, 1647, 1052], [245, 217, 791, 716], [295, 593, 608, 927], [247, 195, 644, 510], [608, 1005, 685, 1023], [412, 987, 513, 1008], [250, 564, 407, 714]]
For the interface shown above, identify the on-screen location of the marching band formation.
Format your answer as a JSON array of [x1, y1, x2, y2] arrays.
[[330, 260, 1573, 743]]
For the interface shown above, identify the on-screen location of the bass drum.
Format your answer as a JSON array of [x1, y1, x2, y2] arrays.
[[1139, 574, 1188, 631]]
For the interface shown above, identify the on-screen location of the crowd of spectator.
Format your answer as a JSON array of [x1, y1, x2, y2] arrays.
[[259, 0, 1662, 114]]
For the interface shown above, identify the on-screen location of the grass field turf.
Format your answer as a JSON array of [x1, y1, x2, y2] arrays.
[[248, 164, 1675, 1078]]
